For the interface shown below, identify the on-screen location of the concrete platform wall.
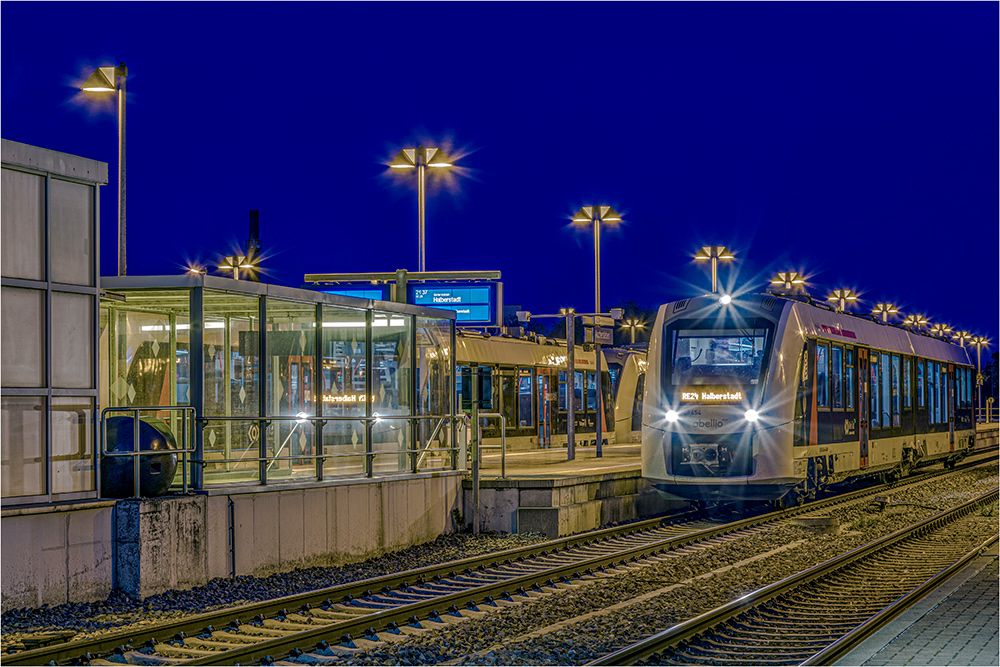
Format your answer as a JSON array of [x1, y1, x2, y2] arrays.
[[468, 470, 676, 537], [2, 472, 463, 608], [1, 501, 116, 611]]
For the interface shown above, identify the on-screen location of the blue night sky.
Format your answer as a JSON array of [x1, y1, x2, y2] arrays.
[[2, 2, 997, 339]]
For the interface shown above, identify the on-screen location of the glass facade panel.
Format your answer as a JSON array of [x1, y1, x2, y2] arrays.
[[1, 286, 45, 387], [1, 396, 46, 497], [816, 344, 829, 407], [321, 305, 368, 478], [1, 168, 45, 281], [51, 291, 94, 389], [50, 397, 95, 493], [264, 299, 317, 482], [49, 179, 94, 286], [203, 290, 259, 483], [371, 311, 411, 474]]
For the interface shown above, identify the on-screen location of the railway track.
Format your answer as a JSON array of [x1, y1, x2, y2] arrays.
[[6, 454, 995, 666], [589, 488, 999, 666]]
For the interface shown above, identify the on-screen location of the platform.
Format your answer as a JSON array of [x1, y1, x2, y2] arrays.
[[467, 443, 678, 536], [836, 541, 999, 666]]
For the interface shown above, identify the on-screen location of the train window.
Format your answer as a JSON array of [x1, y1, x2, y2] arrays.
[[501, 369, 517, 428], [586, 372, 596, 411], [518, 368, 533, 427], [845, 348, 855, 410], [816, 344, 829, 408], [916, 361, 925, 408], [831, 346, 843, 409], [903, 356, 912, 409], [928, 363, 938, 423], [941, 366, 949, 423], [870, 355, 880, 428], [669, 321, 772, 385], [630, 373, 645, 432], [558, 372, 567, 411], [880, 353, 891, 428], [891, 355, 900, 426]]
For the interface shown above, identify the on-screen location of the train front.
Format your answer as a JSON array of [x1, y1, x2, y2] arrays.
[[641, 294, 797, 503]]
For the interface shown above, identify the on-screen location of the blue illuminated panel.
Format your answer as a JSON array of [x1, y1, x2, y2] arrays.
[[322, 288, 386, 300], [409, 284, 496, 324]]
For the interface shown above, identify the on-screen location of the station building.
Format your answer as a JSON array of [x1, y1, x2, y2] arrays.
[[2, 139, 463, 608]]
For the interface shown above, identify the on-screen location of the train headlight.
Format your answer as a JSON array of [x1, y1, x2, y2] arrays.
[[719, 294, 732, 305], [744, 409, 759, 423], [665, 409, 679, 423]]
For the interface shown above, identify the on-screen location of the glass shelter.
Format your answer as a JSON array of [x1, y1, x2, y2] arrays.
[[100, 275, 458, 491]]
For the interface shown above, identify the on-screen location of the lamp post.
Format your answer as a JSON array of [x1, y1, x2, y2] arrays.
[[951, 330, 971, 347], [827, 289, 858, 313], [929, 323, 952, 339], [622, 319, 644, 344], [572, 205, 623, 458], [872, 303, 898, 323], [693, 246, 734, 294], [770, 272, 807, 293], [81, 62, 127, 276], [902, 314, 929, 331], [970, 336, 990, 420], [389, 145, 454, 272]]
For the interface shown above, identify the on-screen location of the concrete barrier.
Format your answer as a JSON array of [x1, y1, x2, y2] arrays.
[[2, 472, 463, 607]]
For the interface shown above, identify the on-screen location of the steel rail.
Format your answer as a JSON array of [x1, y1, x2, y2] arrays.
[[586, 487, 999, 666], [6, 454, 994, 666], [801, 533, 999, 666]]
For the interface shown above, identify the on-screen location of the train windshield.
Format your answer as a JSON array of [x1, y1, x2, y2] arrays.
[[670, 322, 772, 385]]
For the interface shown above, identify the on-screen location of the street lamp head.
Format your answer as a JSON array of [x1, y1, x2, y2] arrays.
[[425, 147, 452, 168], [572, 206, 622, 224], [389, 148, 417, 169], [572, 207, 592, 223], [80, 65, 122, 92], [599, 206, 622, 223]]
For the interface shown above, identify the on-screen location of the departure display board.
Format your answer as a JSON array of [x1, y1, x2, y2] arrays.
[[409, 283, 498, 325], [321, 287, 388, 300]]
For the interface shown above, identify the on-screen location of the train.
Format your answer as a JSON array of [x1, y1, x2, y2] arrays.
[[456, 330, 646, 449], [641, 292, 976, 506]]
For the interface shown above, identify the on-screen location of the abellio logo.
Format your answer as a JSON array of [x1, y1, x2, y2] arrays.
[[692, 418, 727, 429]]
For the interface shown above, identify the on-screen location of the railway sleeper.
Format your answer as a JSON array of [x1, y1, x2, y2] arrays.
[[721, 625, 843, 641], [700, 636, 832, 649]]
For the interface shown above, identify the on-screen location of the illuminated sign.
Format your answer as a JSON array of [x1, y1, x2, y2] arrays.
[[680, 388, 744, 402], [323, 394, 376, 404], [820, 324, 857, 339], [409, 283, 498, 325]]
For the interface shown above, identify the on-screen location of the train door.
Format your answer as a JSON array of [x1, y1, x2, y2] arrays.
[[947, 363, 955, 450], [857, 349, 869, 468], [537, 371, 552, 448]]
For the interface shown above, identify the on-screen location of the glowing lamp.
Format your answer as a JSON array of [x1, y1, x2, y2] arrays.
[[665, 410, 679, 423]]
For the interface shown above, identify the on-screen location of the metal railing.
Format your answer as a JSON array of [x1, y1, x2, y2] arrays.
[[198, 413, 464, 483], [100, 406, 197, 498], [472, 412, 508, 478]]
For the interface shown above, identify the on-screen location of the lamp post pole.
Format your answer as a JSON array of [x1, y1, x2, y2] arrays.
[[970, 337, 989, 421], [81, 62, 127, 275], [694, 246, 734, 294], [566, 309, 576, 461], [573, 206, 622, 458], [389, 145, 453, 272]]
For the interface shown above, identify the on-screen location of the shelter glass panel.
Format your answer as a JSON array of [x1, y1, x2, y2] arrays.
[[1, 168, 45, 281], [321, 305, 368, 478], [518, 368, 533, 427], [202, 290, 259, 483], [371, 312, 411, 474], [415, 316, 452, 470], [50, 396, 95, 494], [1, 396, 46, 497], [49, 179, 94, 286], [51, 291, 94, 389], [264, 299, 317, 482], [1, 286, 45, 387]]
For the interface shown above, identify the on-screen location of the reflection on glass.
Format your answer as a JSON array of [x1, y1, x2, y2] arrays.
[[322, 305, 369, 478], [51, 397, 95, 493], [415, 317, 451, 471], [372, 312, 411, 474], [1, 396, 46, 497]]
